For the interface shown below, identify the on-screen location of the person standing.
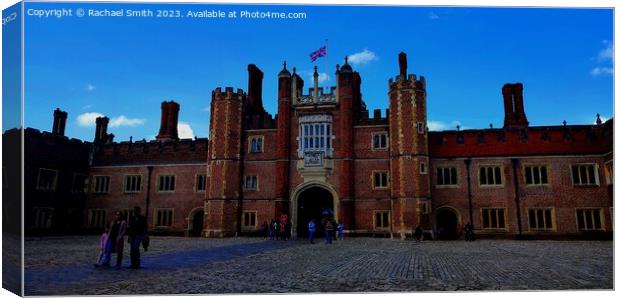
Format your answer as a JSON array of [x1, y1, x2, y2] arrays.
[[128, 206, 147, 269], [99, 211, 126, 268], [262, 221, 269, 240], [324, 219, 334, 244], [336, 221, 345, 241], [464, 222, 475, 241], [414, 226, 423, 242], [272, 220, 280, 240], [308, 220, 316, 244], [285, 220, 292, 241]]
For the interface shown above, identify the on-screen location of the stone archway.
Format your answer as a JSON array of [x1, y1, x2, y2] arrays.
[[187, 208, 204, 237], [435, 207, 461, 240], [291, 182, 339, 238]]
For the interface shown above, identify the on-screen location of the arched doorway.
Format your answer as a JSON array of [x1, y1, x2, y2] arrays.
[[188, 208, 204, 237], [436, 208, 459, 240], [296, 187, 334, 238]]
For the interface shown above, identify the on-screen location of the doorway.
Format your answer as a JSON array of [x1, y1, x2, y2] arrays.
[[436, 208, 459, 240], [296, 186, 334, 238]]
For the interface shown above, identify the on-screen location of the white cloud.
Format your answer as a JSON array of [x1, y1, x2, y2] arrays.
[[76, 112, 104, 127], [597, 40, 613, 62], [428, 12, 439, 20], [203, 106, 210, 112], [427, 120, 466, 131], [305, 71, 330, 84], [82, 104, 93, 109], [109, 115, 146, 128], [347, 49, 378, 66], [178, 122, 195, 139], [591, 67, 613, 76], [85, 83, 96, 92]]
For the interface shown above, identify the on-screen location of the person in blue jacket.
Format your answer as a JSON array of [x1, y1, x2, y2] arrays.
[[308, 219, 316, 244]]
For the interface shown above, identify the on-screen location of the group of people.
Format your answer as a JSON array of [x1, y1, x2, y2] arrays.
[[95, 206, 149, 269], [264, 215, 293, 241], [308, 218, 344, 244]]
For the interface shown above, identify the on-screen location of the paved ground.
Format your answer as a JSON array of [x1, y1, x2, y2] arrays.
[[24, 236, 613, 295]]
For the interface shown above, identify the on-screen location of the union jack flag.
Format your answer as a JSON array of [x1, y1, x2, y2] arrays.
[[310, 46, 327, 62]]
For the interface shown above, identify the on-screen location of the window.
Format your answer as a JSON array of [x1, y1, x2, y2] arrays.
[[417, 122, 424, 134], [32, 207, 53, 228], [92, 176, 110, 194], [571, 164, 599, 186], [88, 209, 106, 228], [419, 201, 430, 214], [482, 208, 506, 229], [157, 175, 176, 192], [298, 115, 332, 156], [123, 175, 142, 193], [196, 175, 206, 192], [155, 209, 173, 227], [72, 174, 88, 193], [249, 136, 263, 153], [372, 132, 388, 150], [374, 211, 390, 229], [479, 166, 502, 185], [37, 169, 58, 191], [436, 167, 458, 186], [244, 175, 258, 191], [524, 165, 549, 185], [420, 162, 427, 174], [528, 208, 554, 231], [242, 211, 257, 229], [604, 161, 613, 185], [576, 209, 603, 231], [373, 171, 389, 189]]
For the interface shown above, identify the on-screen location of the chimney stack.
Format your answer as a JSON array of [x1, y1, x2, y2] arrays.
[[94, 116, 109, 143], [247, 64, 264, 109], [156, 101, 180, 141], [52, 108, 68, 136], [502, 83, 528, 129], [398, 52, 408, 78]]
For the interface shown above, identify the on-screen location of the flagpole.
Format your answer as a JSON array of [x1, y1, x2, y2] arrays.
[[324, 38, 329, 90]]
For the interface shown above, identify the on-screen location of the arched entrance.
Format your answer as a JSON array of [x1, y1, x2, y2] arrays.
[[187, 208, 204, 237], [296, 186, 334, 238], [436, 207, 459, 240]]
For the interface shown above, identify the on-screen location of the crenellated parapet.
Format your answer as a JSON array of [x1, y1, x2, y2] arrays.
[[429, 120, 613, 157], [92, 138, 208, 166], [212, 87, 245, 102]]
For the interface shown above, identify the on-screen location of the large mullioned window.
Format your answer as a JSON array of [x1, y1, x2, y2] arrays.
[[298, 114, 332, 157]]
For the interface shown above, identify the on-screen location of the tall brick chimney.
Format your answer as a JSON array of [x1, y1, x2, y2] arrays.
[[502, 83, 528, 129], [247, 64, 264, 109], [398, 52, 407, 78], [52, 108, 68, 136], [156, 101, 180, 141], [94, 116, 109, 143]]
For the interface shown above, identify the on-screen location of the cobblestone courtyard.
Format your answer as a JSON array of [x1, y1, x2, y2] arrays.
[[24, 236, 613, 295]]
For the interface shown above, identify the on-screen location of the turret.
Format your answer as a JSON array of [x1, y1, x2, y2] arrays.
[[275, 62, 293, 218], [52, 108, 67, 136], [388, 51, 430, 239], [337, 57, 356, 231]]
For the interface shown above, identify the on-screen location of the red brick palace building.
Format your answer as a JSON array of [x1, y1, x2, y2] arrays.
[[21, 52, 613, 239]]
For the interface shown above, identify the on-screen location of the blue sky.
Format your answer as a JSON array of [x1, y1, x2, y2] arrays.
[[22, 2, 613, 141]]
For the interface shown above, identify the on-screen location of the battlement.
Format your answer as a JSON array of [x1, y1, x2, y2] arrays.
[[93, 137, 209, 166], [297, 86, 337, 105], [357, 108, 389, 125], [388, 74, 426, 91], [21, 127, 92, 147], [428, 119, 613, 158], [212, 87, 245, 101]]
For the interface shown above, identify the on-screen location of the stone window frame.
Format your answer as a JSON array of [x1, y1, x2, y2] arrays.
[[243, 175, 259, 191], [419, 201, 431, 215], [32, 207, 54, 229], [604, 160, 613, 185], [527, 207, 555, 231], [88, 209, 106, 228], [242, 211, 258, 230], [156, 174, 176, 193], [122, 174, 142, 193], [522, 164, 551, 186], [478, 164, 504, 187], [195, 174, 207, 193], [371, 131, 389, 151], [570, 163, 600, 187], [154, 208, 174, 228], [297, 114, 333, 158], [417, 121, 425, 134], [480, 207, 508, 230], [435, 166, 459, 188], [71, 173, 88, 193], [92, 175, 111, 194], [419, 162, 427, 175], [36, 168, 59, 191], [373, 210, 391, 230], [248, 135, 264, 153], [371, 171, 389, 190], [575, 208, 605, 231]]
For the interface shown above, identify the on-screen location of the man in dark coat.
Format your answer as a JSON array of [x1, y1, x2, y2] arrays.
[[128, 206, 148, 269]]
